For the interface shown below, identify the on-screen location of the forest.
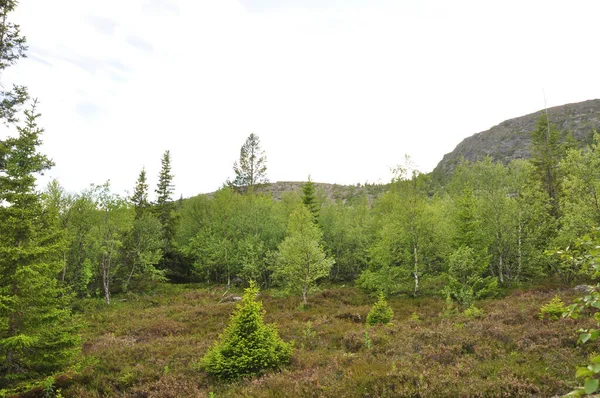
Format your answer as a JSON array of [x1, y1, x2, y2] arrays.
[[2, 2, 600, 397]]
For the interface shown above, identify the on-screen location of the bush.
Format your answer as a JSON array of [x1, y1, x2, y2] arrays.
[[201, 281, 292, 380], [538, 295, 566, 320], [366, 292, 394, 326], [463, 305, 484, 319], [443, 246, 498, 307]]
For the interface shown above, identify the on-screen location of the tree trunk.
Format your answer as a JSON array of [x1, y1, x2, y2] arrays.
[[413, 244, 419, 297], [302, 285, 308, 306], [102, 254, 111, 305]]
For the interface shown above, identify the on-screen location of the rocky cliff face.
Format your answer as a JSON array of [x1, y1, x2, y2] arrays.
[[433, 99, 600, 176]]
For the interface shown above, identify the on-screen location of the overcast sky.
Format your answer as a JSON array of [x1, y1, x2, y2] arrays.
[[4, 0, 600, 198]]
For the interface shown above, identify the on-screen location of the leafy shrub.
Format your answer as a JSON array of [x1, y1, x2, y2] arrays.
[[201, 281, 292, 380], [443, 246, 498, 306], [538, 295, 566, 320], [463, 305, 484, 319], [366, 292, 394, 326]]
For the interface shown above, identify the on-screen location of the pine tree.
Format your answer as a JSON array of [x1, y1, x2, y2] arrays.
[[131, 167, 149, 220], [202, 281, 292, 380], [232, 133, 268, 188], [0, 102, 81, 388]]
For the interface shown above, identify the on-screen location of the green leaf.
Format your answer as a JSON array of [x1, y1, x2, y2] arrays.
[[581, 333, 592, 343], [590, 355, 600, 364], [590, 363, 600, 373], [577, 367, 594, 378], [585, 378, 599, 394]]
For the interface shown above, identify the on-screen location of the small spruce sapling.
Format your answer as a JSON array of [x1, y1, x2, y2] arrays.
[[366, 292, 394, 326], [538, 295, 566, 320], [202, 281, 292, 380]]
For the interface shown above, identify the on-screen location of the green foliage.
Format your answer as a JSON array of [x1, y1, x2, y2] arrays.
[[463, 305, 484, 319], [320, 198, 373, 281], [0, 103, 81, 390], [563, 231, 600, 396], [181, 188, 285, 285], [232, 133, 268, 188], [443, 246, 498, 307], [0, 0, 29, 124], [365, 166, 446, 297], [201, 281, 292, 380], [301, 177, 319, 220], [366, 292, 394, 326], [154, 150, 178, 262], [538, 295, 566, 321], [271, 205, 334, 305], [356, 265, 408, 296], [130, 168, 150, 220], [559, 133, 600, 246], [363, 330, 372, 349]]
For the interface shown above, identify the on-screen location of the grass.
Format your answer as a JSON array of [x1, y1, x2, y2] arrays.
[[52, 284, 594, 397]]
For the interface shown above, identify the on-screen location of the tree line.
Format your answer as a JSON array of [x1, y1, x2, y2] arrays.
[[40, 112, 600, 309]]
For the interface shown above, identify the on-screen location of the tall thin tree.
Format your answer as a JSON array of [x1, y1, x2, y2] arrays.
[[232, 133, 268, 188]]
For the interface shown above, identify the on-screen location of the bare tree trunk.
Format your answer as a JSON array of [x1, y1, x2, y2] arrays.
[[303, 285, 308, 306], [413, 244, 419, 297], [125, 263, 136, 292], [102, 254, 111, 305], [497, 248, 504, 284]]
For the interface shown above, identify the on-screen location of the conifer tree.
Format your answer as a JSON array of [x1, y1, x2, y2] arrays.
[[232, 133, 268, 188], [366, 292, 394, 325], [154, 151, 176, 245], [202, 281, 292, 380], [0, 102, 81, 388], [0, 0, 29, 124], [530, 112, 565, 218], [301, 176, 319, 221], [131, 167, 149, 220]]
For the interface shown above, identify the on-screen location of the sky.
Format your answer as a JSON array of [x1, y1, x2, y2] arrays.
[[3, 0, 600, 199]]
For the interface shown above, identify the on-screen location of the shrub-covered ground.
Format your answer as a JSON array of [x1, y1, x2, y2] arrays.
[[55, 284, 594, 397]]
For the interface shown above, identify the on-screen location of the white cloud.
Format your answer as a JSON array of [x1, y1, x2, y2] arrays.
[[3, 0, 600, 198]]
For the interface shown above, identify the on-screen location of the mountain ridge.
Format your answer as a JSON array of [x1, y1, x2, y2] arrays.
[[433, 99, 600, 176]]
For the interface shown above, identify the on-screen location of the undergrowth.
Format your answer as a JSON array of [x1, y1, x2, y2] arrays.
[[54, 284, 592, 397]]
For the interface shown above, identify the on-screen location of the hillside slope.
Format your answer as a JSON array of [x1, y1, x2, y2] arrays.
[[202, 181, 389, 202], [434, 99, 600, 176]]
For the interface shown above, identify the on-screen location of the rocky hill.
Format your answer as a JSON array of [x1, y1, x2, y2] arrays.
[[204, 181, 389, 203], [433, 99, 600, 177]]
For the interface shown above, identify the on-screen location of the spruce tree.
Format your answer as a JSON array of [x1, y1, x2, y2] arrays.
[[154, 150, 176, 242], [366, 292, 394, 326], [131, 167, 149, 220], [530, 112, 564, 218], [232, 133, 268, 188], [202, 281, 292, 380], [301, 176, 319, 221], [0, 103, 81, 389], [0, 0, 29, 124]]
